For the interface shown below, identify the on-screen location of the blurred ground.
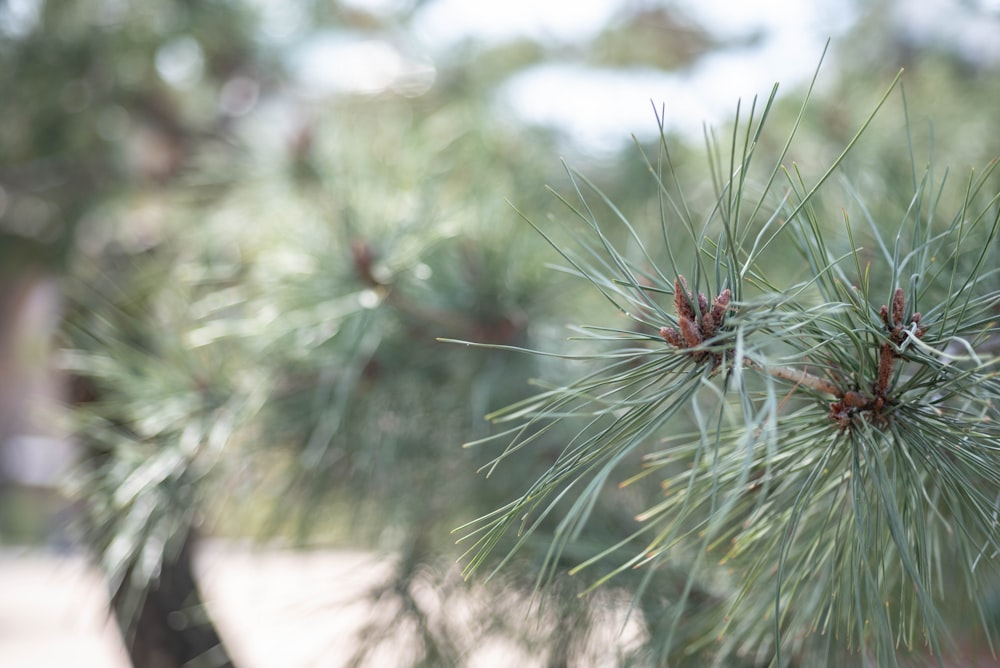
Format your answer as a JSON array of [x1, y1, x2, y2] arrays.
[[0, 544, 396, 668], [0, 548, 129, 667], [0, 543, 545, 668], [3, 544, 996, 667]]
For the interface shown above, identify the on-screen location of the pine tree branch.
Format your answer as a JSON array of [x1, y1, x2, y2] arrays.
[[747, 358, 841, 396]]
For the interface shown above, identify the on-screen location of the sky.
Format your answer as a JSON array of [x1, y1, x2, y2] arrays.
[[218, 0, 1000, 154], [298, 0, 860, 153]]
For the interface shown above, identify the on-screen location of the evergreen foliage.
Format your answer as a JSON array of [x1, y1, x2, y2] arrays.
[[453, 65, 1000, 665], [4, 1, 999, 666]]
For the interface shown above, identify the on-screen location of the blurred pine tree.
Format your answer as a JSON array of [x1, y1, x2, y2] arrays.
[[3, 1, 998, 666]]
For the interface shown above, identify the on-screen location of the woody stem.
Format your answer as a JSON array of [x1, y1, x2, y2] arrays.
[[746, 359, 843, 397]]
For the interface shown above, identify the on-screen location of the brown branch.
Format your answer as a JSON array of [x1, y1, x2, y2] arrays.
[[351, 239, 524, 345], [756, 362, 842, 397], [660, 275, 839, 395]]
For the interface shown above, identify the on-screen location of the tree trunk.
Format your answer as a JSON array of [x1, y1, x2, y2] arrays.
[[124, 531, 234, 668]]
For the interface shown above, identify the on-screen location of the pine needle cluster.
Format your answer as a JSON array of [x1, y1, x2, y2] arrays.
[[453, 65, 1000, 666]]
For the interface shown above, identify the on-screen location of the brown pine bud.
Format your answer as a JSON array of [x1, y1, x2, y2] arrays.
[[660, 326, 684, 348], [879, 304, 891, 330], [679, 314, 703, 348], [674, 276, 696, 321], [702, 289, 732, 340], [891, 287, 905, 328], [701, 312, 717, 340], [711, 289, 731, 324], [842, 390, 869, 409], [875, 342, 895, 396]]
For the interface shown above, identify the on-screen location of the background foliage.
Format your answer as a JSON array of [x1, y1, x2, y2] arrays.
[[1, 1, 999, 666]]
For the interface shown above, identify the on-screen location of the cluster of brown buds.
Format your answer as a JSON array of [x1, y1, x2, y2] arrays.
[[829, 287, 927, 430], [880, 286, 926, 346], [659, 276, 732, 366]]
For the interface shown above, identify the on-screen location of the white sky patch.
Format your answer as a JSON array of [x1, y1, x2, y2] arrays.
[[496, 40, 837, 153], [284, 0, 992, 153], [891, 0, 1000, 65], [155, 35, 206, 89], [497, 65, 707, 153], [412, 0, 622, 47], [340, 0, 416, 17], [290, 32, 435, 96], [495, 0, 856, 152], [0, 0, 40, 37]]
